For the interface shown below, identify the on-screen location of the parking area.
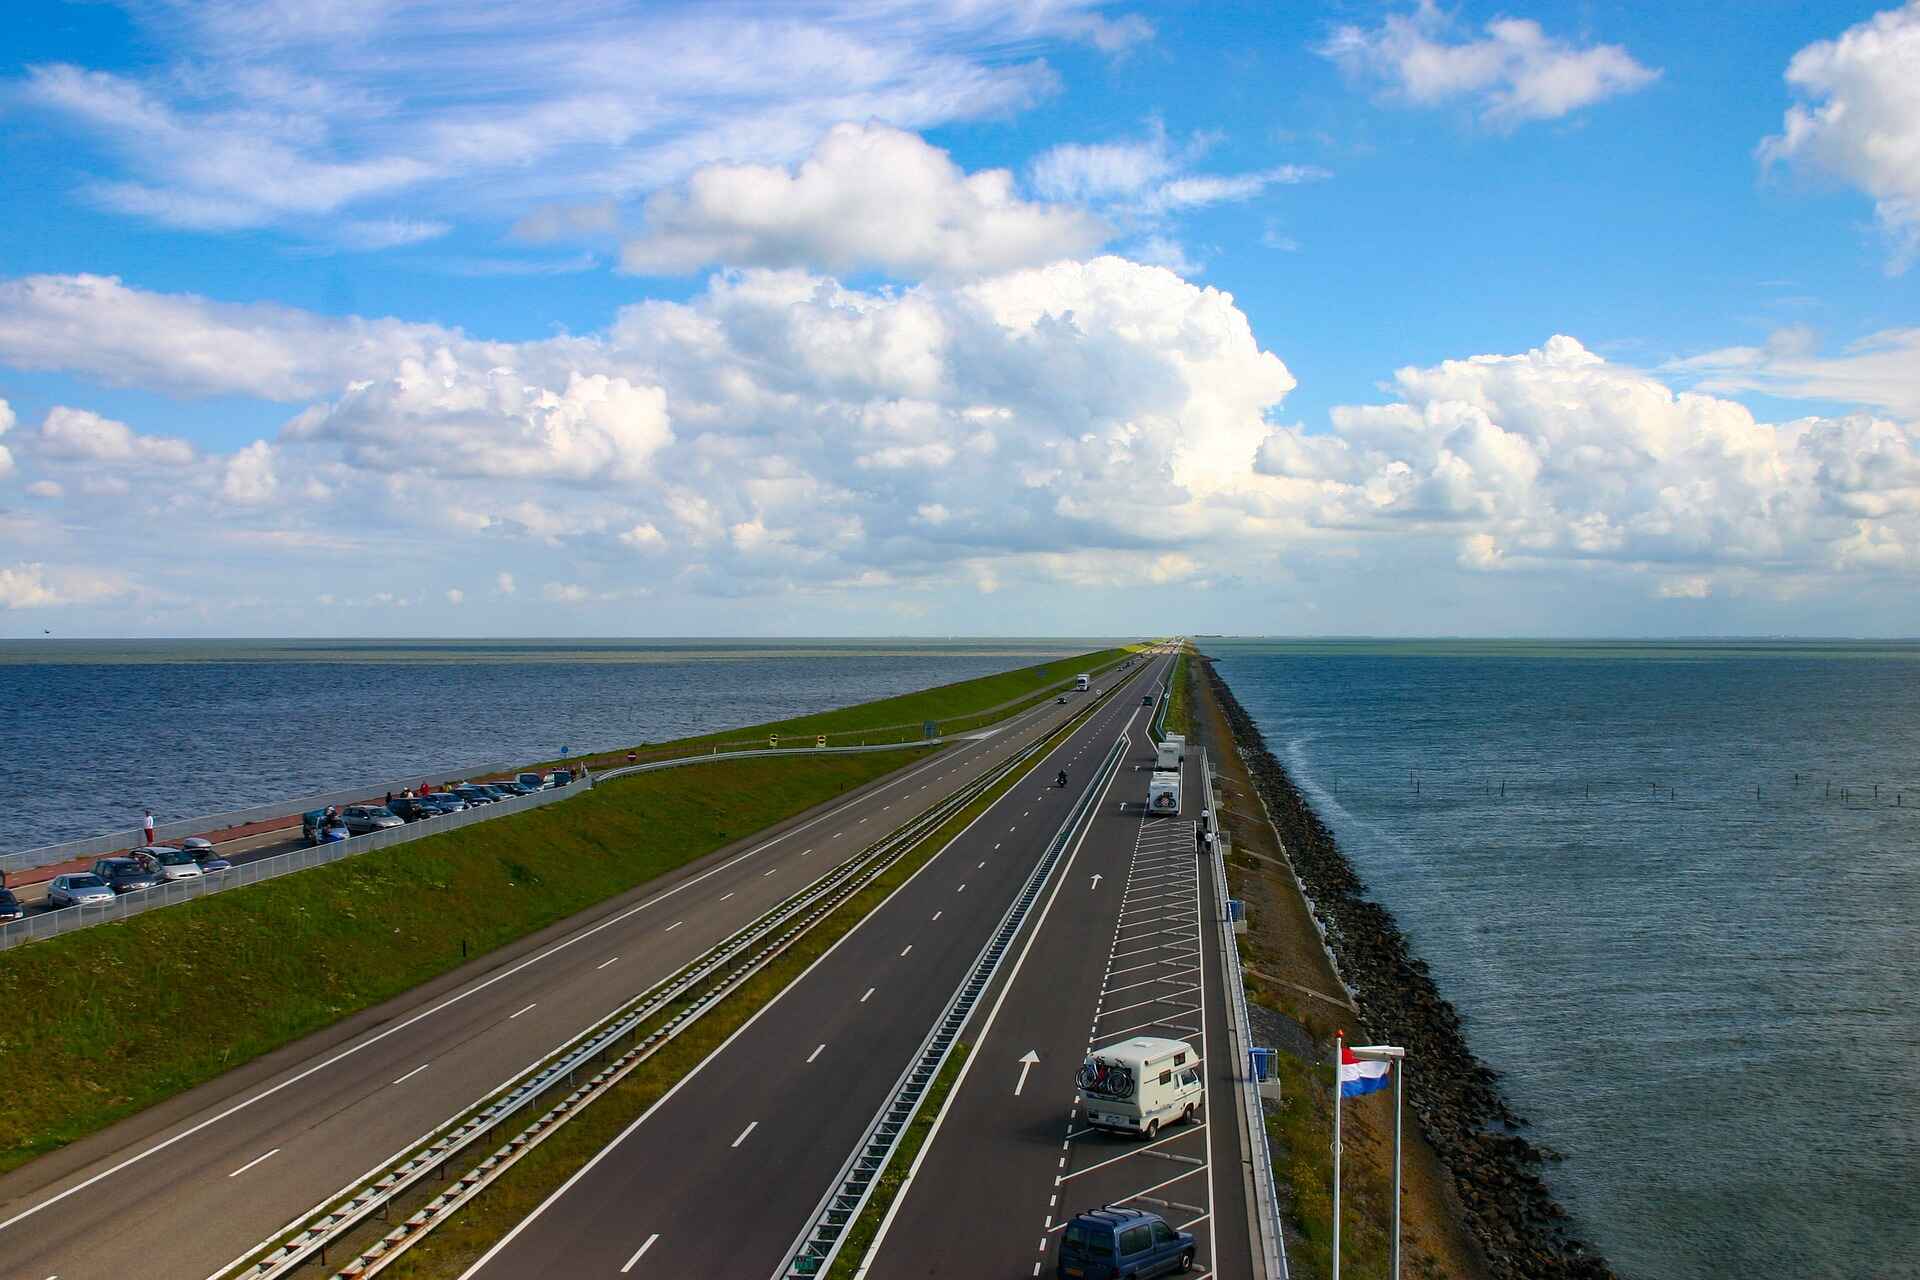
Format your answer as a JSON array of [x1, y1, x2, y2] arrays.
[[1050, 816, 1216, 1275]]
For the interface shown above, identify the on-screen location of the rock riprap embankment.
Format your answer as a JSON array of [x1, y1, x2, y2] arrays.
[[1204, 657, 1616, 1280]]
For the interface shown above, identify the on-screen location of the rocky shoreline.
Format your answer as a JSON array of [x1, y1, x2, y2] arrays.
[[1202, 656, 1616, 1280]]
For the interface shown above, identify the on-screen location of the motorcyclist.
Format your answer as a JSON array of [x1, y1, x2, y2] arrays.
[[1057, 769, 1069, 788]]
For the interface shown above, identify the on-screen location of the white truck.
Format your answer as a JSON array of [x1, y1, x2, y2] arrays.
[[1075, 672, 1091, 691], [1147, 770, 1181, 816], [1078, 1036, 1204, 1138]]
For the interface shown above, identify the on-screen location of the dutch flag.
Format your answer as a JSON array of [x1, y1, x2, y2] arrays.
[[1339, 1044, 1391, 1098]]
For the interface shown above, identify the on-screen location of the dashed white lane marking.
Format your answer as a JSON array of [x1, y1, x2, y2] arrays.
[[665, 920, 682, 932], [900, 944, 914, 957], [979, 860, 986, 868], [801, 848, 813, 856], [597, 956, 620, 970], [731, 1121, 759, 1148], [510, 1002, 537, 1019], [931, 910, 942, 921], [861, 987, 876, 1003], [227, 1148, 279, 1178], [808, 1044, 826, 1064], [763, 867, 777, 876], [720, 891, 734, 901], [957, 883, 967, 893], [391, 1062, 431, 1086], [621, 1233, 660, 1272]]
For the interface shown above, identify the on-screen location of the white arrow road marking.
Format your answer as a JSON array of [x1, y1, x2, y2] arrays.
[[1015, 1050, 1041, 1097], [621, 1234, 659, 1272], [1090, 874, 1103, 890]]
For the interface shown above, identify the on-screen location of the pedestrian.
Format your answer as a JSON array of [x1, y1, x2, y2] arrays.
[[142, 808, 155, 846], [385, 790, 394, 808]]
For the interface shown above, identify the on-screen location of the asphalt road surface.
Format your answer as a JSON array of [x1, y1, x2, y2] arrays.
[[866, 728, 1255, 1279], [0, 657, 1158, 1280], [455, 654, 1183, 1279]]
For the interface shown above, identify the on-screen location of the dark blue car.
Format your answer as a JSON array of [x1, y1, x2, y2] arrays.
[[1058, 1207, 1194, 1278]]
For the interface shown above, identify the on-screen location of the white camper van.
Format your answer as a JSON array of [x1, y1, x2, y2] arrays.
[[1164, 733, 1185, 763], [1147, 770, 1182, 816], [1078, 1036, 1204, 1137], [1075, 673, 1091, 691], [1155, 739, 1180, 770]]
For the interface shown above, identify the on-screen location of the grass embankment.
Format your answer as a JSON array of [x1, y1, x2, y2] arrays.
[[825, 1042, 972, 1278], [549, 644, 1141, 769], [1165, 648, 1190, 738], [379, 713, 1069, 1280], [0, 749, 924, 1174]]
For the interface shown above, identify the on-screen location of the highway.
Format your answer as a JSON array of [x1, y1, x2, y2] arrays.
[[864, 714, 1254, 1278], [453, 654, 1203, 1278], [0, 659, 1149, 1280]]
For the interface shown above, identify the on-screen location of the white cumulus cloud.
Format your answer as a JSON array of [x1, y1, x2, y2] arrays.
[[1320, 1, 1659, 128], [1759, 1, 1920, 273], [621, 124, 1108, 279], [0, 562, 129, 609], [37, 405, 196, 465]]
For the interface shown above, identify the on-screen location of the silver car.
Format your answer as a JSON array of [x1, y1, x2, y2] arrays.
[[48, 873, 115, 908], [342, 805, 404, 834], [134, 846, 203, 882]]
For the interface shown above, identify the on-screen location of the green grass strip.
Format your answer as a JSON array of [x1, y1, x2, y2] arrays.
[[823, 1041, 972, 1279], [0, 749, 924, 1174], [541, 644, 1143, 768], [374, 708, 1075, 1280], [1166, 648, 1191, 739]]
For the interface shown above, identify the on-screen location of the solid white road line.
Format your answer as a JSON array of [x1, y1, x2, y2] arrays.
[[391, 1062, 431, 1086], [510, 1003, 538, 1019], [731, 1121, 758, 1149], [227, 1149, 280, 1179], [620, 1234, 659, 1272]]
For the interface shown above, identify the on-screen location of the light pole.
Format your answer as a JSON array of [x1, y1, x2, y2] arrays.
[[1348, 1043, 1408, 1280]]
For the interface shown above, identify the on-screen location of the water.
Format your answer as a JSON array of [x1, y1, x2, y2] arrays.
[[0, 638, 1103, 850], [1208, 639, 1920, 1280]]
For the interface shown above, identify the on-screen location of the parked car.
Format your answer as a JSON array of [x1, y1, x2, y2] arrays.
[[0, 888, 23, 922], [417, 793, 468, 815], [342, 804, 404, 834], [302, 809, 351, 844], [144, 846, 204, 881], [181, 837, 231, 873], [47, 873, 115, 908], [544, 769, 574, 788], [386, 797, 435, 822], [91, 857, 161, 894], [1057, 1207, 1194, 1278], [473, 783, 516, 800], [451, 785, 497, 807], [488, 780, 531, 797], [517, 771, 547, 790]]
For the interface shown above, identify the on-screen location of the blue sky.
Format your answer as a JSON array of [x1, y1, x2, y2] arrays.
[[1, 1, 1917, 636]]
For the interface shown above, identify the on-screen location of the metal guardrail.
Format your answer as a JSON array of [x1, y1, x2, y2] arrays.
[[0, 758, 516, 875], [1204, 746, 1289, 1279], [215, 681, 1125, 1280], [777, 731, 1131, 1278], [0, 780, 587, 951], [0, 737, 979, 953]]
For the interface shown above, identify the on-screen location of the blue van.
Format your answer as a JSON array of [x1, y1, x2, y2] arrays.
[[1058, 1207, 1194, 1278]]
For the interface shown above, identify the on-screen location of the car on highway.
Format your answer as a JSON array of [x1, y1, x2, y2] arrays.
[[1057, 1207, 1194, 1278], [1057, 696, 1068, 704], [90, 857, 161, 894], [342, 804, 404, 834], [0, 888, 23, 922], [182, 836, 231, 872], [47, 873, 115, 908], [1142, 694, 1154, 705]]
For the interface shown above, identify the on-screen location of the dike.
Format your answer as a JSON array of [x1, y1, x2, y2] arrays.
[[1201, 656, 1617, 1280]]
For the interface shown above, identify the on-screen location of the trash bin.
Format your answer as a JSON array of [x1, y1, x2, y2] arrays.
[[1249, 1047, 1275, 1080]]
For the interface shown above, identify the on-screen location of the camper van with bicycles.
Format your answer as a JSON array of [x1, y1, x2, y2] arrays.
[[1077, 1036, 1203, 1138]]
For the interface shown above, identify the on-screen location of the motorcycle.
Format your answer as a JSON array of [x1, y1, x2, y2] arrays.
[[1057, 770, 1069, 788]]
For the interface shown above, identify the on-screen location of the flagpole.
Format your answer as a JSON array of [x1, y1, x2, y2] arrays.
[[1332, 1029, 1343, 1280], [1392, 1054, 1403, 1280]]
